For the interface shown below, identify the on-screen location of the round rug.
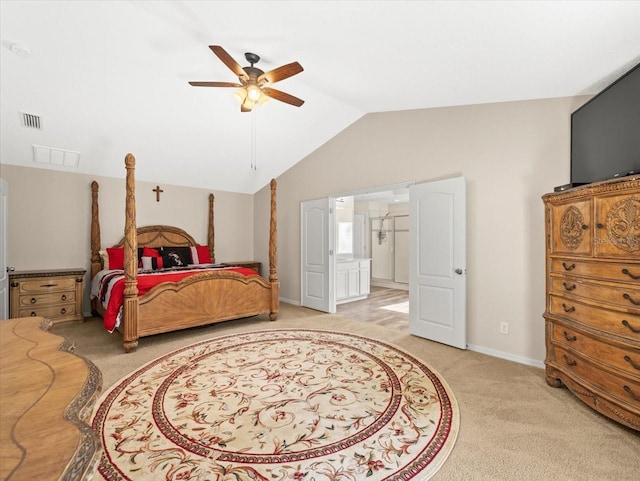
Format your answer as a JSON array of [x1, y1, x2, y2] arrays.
[[92, 329, 459, 480]]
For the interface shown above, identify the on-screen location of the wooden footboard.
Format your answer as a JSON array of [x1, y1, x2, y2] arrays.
[[137, 270, 277, 337]]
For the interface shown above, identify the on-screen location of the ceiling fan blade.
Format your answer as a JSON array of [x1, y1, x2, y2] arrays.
[[262, 87, 305, 107], [209, 45, 248, 81], [188, 81, 243, 88], [259, 62, 304, 84]]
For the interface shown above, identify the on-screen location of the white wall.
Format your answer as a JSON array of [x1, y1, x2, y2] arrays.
[[255, 95, 590, 365]]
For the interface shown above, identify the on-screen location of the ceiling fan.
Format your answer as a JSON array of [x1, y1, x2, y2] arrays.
[[189, 45, 304, 112]]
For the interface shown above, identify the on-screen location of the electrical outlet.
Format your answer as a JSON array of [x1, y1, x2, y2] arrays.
[[500, 322, 509, 335]]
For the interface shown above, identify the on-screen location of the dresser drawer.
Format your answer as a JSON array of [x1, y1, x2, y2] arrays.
[[551, 322, 640, 377], [18, 277, 78, 294], [18, 290, 76, 308], [549, 295, 640, 342], [550, 277, 640, 310], [550, 258, 640, 284], [551, 345, 640, 407], [18, 304, 78, 319]]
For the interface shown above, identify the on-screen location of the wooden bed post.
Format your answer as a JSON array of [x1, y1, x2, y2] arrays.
[[123, 154, 139, 352], [269, 179, 279, 321], [208, 193, 215, 263], [90, 181, 101, 280]]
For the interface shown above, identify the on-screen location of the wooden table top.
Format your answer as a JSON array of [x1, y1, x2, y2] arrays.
[[0, 317, 102, 481]]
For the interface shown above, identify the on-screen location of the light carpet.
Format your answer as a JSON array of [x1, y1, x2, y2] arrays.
[[92, 329, 459, 480]]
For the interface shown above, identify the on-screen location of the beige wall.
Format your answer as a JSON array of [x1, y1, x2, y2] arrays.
[[255, 96, 590, 365], [2, 164, 254, 312]]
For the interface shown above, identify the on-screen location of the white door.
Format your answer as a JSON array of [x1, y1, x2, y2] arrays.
[[409, 176, 466, 349], [0, 178, 8, 319], [301, 198, 335, 312]]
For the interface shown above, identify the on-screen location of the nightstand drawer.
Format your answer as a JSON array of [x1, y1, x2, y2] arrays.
[[18, 290, 76, 308], [18, 277, 78, 294], [18, 304, 78, 319]]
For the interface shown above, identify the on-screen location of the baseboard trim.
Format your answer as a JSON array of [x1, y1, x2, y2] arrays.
[[467, 343, 544, 369], [279, 297, 300, 306]]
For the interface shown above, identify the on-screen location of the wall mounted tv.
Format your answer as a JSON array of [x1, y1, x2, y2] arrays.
[[570, 61, 640, 186]]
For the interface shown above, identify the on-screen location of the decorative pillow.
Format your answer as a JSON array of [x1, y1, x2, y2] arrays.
[[99, 250, 109, 270], [141, 256, 162, 271], [142, 247, 163, 269], [106, 247, 124, 270], [161, 246, 192, 268], [190, 245, 212, 264]]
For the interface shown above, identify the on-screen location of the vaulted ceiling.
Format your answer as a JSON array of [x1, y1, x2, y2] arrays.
[[2, 1, 639, 194]]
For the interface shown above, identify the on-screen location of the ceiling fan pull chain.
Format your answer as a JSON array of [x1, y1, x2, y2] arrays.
[[251, 109, 257, 171]]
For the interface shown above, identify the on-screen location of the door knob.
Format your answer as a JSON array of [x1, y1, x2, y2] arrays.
[[455, 268, 464, 275]]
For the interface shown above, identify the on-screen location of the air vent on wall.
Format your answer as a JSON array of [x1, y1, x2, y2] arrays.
[[20, 111, 42, 129], [32, 145, 80, 168]]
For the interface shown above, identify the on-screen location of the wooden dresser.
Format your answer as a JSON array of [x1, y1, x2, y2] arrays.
[[9, 268, 85, 322], [0, 317, 102, 480], [542, 176, 640, 431]]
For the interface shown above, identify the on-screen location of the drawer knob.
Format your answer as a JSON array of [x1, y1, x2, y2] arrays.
[[623, 385, 640, 401], [562, 303, 576, 313], [622, 293, 640, 306], [624, 355, 640, 371], [562, 354, 577, 366], [30, 297, 37, 304], [581, 224, 589, 230], [621, 268, 640, 280], [596, 223, 604, 229], [30, 311, 36, 317], [562, 262, 576, 271], [60, 308, 66, 315], [61, 294, 67, 301], [563, 331, 577, 342], [562, 282, 576, 291]]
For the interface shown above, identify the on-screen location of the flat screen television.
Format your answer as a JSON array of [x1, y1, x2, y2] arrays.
[[570, 61, 640, 186]]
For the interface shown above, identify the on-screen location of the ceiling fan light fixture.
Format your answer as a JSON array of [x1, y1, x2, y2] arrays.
[[233, 88, 247, 104], [247, 84, 262, 102]]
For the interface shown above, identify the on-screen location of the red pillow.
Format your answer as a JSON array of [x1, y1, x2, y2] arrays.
[[196, 245, 212, 264], [106, 247, 124, 270]]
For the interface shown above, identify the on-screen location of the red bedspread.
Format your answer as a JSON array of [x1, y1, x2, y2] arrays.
[[98, 266, 255, 332]]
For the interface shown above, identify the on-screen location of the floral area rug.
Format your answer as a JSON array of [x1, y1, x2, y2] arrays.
[[92, 329, 459, 480]]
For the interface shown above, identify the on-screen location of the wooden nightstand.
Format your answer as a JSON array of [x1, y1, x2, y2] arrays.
[[221, 261, 262, 275], [9, 268, 86, 322]]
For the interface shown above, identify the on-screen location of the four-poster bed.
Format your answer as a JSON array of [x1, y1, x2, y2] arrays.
[[90, 153, 279, 352]]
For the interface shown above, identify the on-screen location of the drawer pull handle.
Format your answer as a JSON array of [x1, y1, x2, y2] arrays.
[[562, 282, 576, 291], [624, 356, 640, 371], [30, 312, 36, 317], [622, 293, 640, 306], [61, 294, 67, 301], [60, 308, 66, 315], [562, 354, 577, 366], [563, 331, 577, 342], [562, 262, 576, 271], [30, 297, 37, 304], [562, 303, 575, 313], [621, 268, 640, 280], [623, 385, 640, 401], [622, 320, 640, 334], [40, 283, 58, 288]]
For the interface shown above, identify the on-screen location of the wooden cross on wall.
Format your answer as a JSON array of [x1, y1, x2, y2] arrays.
[[153, 185, 163, 202]]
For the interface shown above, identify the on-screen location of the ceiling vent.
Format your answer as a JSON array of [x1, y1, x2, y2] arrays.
[[32, 145, 80, 168], [20, 111, 42, 129]]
